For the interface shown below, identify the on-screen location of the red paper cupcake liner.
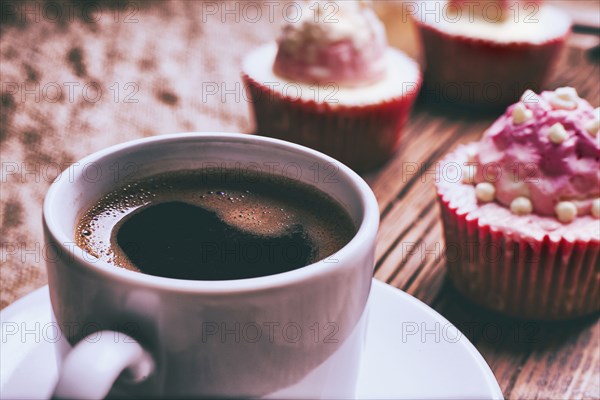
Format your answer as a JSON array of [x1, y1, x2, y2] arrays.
[[415, 20, 569, 108], [438, 193, 600, 320], [242, 73, 421, 172]]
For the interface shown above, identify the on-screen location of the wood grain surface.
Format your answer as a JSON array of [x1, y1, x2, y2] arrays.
[[1, 1, 599, 399]]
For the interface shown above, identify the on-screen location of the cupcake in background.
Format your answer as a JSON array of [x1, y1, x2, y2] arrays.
[[372, 1, 421, 60], [242, 1, 421, 171], [437, 87, 599, 319], [414, 0, 571, 108]]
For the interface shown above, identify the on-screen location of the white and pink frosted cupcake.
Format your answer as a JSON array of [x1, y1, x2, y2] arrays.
[[415, 0, 571, 107], [242, 2, 421, 171], [437, 87, 599, 319]]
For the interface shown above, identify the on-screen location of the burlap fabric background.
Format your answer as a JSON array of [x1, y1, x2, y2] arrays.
[[1, 1, 295, 308]]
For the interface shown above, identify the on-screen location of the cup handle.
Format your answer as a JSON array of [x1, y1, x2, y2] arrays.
[[53, 330, 154, 400]]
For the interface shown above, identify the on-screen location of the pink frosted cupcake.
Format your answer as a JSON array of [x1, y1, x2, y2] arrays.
[[437, 87, 600, 319], [242, 2, 421, 171], [415, 0, 570, 107]]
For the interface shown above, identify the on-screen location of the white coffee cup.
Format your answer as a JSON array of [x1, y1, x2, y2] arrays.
[[43, 133, 379, 398]]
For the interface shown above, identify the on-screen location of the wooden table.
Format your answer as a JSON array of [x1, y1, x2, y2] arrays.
[[1, 1, 598, 398]]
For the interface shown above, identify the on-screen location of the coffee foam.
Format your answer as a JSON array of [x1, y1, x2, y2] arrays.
[[76, 170, 356, 275]]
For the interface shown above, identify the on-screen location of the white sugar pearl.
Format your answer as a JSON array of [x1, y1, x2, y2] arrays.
[[585, 110, 599, 137], [548, 123, 568, 144], [520, 89, 538, 105], [592, 198, 600, 219], [510, 196, 533, 215], [465, 146, 478, 163], [550, 97, 577, 110], [475, 182, 495, 203], [586, 119, 599, 137], [555, 87, 579, 101], [549, 87, 578, 110], [555, 201, 577, 223], [512, 103, 533, 125], [462, 166, 476, 184]]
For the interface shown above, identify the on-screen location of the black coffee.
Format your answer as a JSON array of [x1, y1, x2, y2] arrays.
[[76, 169, 356, 280]]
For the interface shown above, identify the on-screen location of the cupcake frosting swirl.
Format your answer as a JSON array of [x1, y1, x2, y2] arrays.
[[273, 1, 387, 87], [473, 88, 600, 219]]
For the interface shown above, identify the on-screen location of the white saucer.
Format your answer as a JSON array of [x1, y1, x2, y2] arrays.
[[0, 279, 503, 399]]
